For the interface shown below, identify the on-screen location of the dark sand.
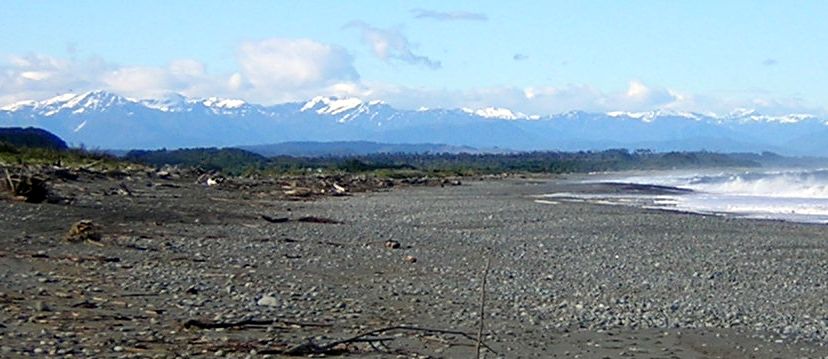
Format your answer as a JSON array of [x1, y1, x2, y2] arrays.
[[0, 174, 826, 358]]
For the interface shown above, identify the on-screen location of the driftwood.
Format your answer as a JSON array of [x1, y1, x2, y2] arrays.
[[296, 216, 342, 224], [260, 215, 342, 224], [260, 215, 289, 223], [182, 318, 331, 330], [1, 170, 50, 203], [271, 325, 498, 356], [3, 169, 14, 194]]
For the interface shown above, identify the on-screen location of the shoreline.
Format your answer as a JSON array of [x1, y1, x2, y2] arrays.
[[542, 178, 828, 226], [1, 173, 826, 357]]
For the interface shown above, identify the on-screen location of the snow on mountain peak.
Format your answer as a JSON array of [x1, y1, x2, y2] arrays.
[[462, 107, 530, 120], [0, 100, 37, 112], [606, 110, 703, 122], [201, 97, 246, 109], [141, 93, 189, 112], [63, 90, 129, 111], [725, 109, 815, 124], [1, 91, 134, 116], [301, 96, 364, 115]]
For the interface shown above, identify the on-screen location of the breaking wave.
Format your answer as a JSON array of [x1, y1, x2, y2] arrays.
[[681, 170, 828, 199], [549, 169, 828, 223]]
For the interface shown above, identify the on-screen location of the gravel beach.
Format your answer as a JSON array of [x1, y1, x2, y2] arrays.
[[1, 173, 826, 358]]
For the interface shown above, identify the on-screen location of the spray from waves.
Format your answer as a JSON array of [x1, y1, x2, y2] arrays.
[[574, 168, 828, 223], [681, 169, 828, 199]]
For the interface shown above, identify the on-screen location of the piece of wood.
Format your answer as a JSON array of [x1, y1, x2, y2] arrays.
[[3, 168, 14, 194], [297, 216, 342, 224], [322, 325, 497, 354], [260, 215, 289, 223], [182, 318, 332, 330]]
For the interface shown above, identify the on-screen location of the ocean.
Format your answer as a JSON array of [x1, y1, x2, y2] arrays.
[[543, 168, 828, 224]]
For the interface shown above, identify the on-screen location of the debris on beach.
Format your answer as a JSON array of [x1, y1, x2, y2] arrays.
[[1, 170, 50, 203], [284, 187, 313, 197], [65, 219, 102, 243], [296, 216, 342, 224]]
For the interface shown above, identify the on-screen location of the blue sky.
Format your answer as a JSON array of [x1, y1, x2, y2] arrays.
[[1, 1, 826, 115]]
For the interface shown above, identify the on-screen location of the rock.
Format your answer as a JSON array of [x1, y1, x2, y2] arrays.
[[404, 255, 417, 263], [206, 176, 225, 186], [257, 295, 279, 307], [65, 220, 102, 243], [34, 301, 49, 312], [384, 240, 401, 249]]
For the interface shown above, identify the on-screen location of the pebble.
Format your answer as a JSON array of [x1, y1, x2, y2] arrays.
[[257, 295, 279, 307]]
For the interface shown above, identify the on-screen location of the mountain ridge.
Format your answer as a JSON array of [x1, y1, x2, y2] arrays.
[[2, 90, 827, 155]]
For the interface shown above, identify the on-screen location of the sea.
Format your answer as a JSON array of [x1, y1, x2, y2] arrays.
[[542, 168, 828, 224]]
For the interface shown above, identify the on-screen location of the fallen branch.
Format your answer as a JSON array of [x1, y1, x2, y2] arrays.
[[256, 325, 497, 356], [183, 319, 277, 329], [322, 325, 498, 355], [182, 318, 332, 330]]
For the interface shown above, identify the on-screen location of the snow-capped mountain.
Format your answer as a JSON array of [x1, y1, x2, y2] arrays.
[[461, 107, 537, 120], [1, 90, 827, 155]]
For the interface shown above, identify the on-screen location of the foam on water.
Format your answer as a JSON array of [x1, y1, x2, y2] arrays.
[[546, 169, 828, 224]]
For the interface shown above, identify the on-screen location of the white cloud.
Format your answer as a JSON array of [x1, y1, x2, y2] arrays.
[[0, 38, 360, 104], [227, 73, 244, 91], [345, 21, 441, 69], [625, 80, 649, 99], [0, 48, 823, 117], [236, 38, 358, 90]]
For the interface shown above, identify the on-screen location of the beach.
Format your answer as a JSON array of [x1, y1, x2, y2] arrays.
[[1, 173, 826, 358]]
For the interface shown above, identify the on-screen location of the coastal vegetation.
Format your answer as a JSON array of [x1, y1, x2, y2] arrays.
[[1, 127, 771, 177]]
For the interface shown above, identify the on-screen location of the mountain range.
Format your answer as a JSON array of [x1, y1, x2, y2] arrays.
[[2, 90, 827, 155]]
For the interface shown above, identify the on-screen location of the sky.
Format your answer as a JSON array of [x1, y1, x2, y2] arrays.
[[1, 1, 826, 115]]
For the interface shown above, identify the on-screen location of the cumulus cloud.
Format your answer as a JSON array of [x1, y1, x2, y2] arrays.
[[0, 48, 823, 116], [0, 53, 108, 104], [410, 8, 488, 21], [344, 21, 441, 69], [236, 38, 358, 90], [0, 38, 362, 104], [620, 80, 678, 108]]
